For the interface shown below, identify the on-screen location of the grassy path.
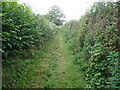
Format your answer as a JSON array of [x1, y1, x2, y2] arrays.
[[32, 31, 86, 88]]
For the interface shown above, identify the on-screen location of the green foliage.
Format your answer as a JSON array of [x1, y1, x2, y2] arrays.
[[2, 2, 57, 59], [107, 51, 120, 88], [61, 1, 120, 88]]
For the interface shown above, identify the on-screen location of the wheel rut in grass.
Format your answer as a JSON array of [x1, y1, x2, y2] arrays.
[[33, 32, 86, 88]]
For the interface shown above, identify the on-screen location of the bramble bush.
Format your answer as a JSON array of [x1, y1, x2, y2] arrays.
[[61, 1, 120, 88]]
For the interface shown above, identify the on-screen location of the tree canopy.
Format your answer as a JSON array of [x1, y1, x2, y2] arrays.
[[47, 5, 66, 26]]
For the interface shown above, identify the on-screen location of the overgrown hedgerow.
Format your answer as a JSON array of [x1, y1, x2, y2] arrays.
[[2, 2, 57, 59], [61, 1, 120, 88]]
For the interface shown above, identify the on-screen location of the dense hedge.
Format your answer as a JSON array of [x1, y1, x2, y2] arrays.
[[2, 2, 57, 59], [61, 2, 120, 88]]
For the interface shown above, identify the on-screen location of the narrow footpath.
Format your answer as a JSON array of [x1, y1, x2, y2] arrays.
[[32, 31, 86, 88]]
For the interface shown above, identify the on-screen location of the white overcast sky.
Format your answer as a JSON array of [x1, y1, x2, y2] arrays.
[[18, 0, 117, 21]]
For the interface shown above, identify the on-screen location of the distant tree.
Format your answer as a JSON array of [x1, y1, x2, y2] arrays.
[[47, 5, 66, 26]]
